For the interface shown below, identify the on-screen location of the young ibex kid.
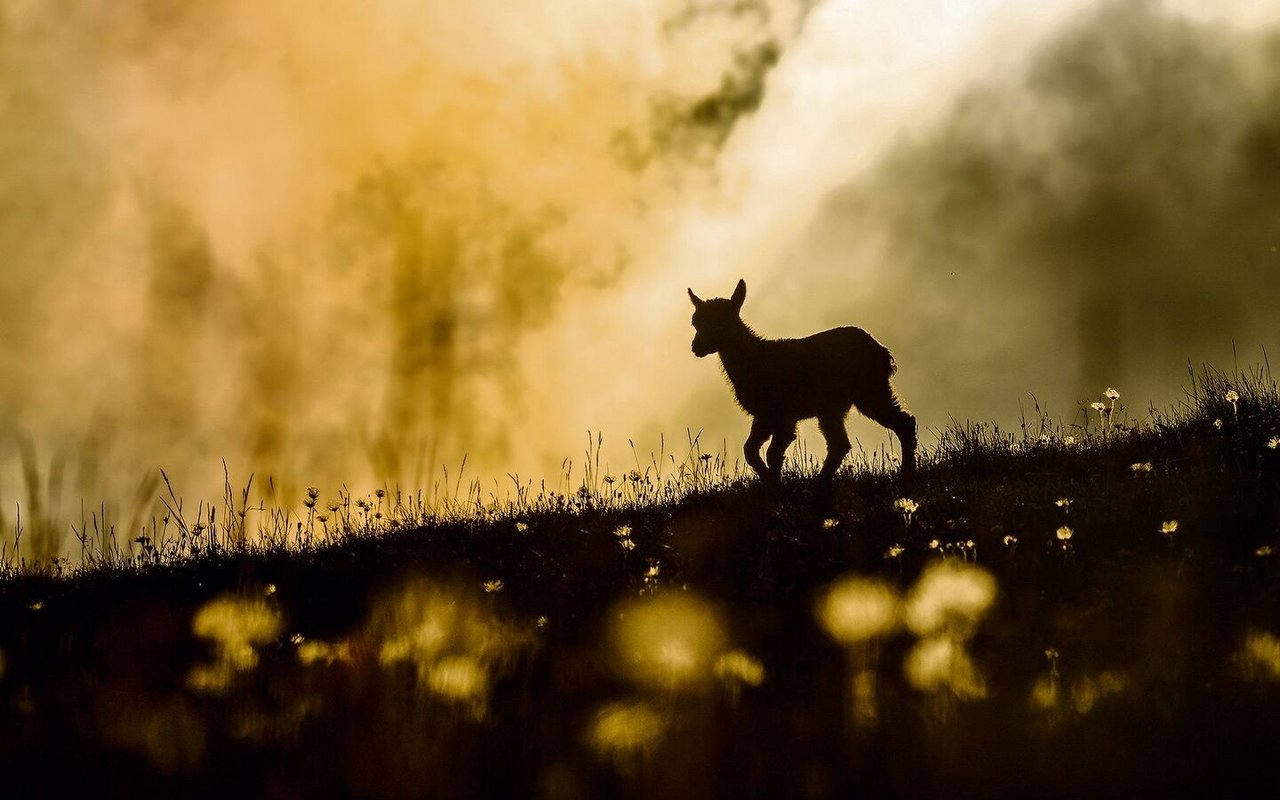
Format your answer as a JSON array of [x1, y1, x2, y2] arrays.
[[688, 279, 916, 486]]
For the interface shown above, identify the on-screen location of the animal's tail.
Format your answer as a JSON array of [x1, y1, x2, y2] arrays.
[[849, 327, 897, 377], [872, 337, 896, 377]]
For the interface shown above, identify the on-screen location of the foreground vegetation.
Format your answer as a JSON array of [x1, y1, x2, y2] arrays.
[[2, 366, 1280, 798]]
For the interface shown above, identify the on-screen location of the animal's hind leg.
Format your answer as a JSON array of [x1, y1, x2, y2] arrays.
[[855, 383, 917, 475], [817, 413, 852, 484], [765, 422, 797, 484], [744, 417, 770, 481]]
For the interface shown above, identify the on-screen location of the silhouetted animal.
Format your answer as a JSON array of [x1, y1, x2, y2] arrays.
[[688, 279, 915, 486]]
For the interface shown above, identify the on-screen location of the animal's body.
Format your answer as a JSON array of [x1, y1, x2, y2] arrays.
[[689, 279, 916, 485]]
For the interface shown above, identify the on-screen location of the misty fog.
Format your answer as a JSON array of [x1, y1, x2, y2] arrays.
[[1, 0, 1277, 556]]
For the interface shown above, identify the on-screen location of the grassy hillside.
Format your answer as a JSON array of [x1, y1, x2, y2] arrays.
[[2, 366, 1280, 798]]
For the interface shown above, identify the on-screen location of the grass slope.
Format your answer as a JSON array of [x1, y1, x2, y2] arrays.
[[2, 367, 1280, 798]]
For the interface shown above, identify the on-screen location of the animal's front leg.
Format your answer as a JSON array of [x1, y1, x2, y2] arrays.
[[744, 417, 769, 480], [766, 423, 797, 484]]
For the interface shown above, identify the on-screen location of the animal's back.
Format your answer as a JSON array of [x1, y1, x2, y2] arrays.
[[732, 326, 896, 419], [793, 326, 895, 377]]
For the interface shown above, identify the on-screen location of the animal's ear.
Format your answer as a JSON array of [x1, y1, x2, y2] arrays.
[[730, 278, 746, 310], [688, 288, 704, 308]]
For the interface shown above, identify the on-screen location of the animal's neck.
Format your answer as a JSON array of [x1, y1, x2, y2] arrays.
[[717, 322, 763, 381]]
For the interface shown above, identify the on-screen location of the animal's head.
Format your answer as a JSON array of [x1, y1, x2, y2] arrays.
[[687, 278, 746, 357]]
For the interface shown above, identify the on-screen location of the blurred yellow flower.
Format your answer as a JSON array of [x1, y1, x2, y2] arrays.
[[816, 576, 901, 645], [714, 650, 766, 688], [902, 561, 997, 638]]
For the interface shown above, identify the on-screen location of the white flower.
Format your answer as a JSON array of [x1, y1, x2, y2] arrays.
[[1214, 419, 1223, 430], [1055, 498, 1072, 509], [1063, 435, 1077, 447], [1090, 402, 1106, 412], [1105, 388, 1120, 401], [1160, 520, 1178, 536], [482, 579, 504, 593], [1131, 462, 1153, 473], [1056, 526, 1073, 541], [885, 544, 905, 559], [1225, 390, 1240, 404], [1267, 437, 1279, 450], [1003, 534, 1018, 546]]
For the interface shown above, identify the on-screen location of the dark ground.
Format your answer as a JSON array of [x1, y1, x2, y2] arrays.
[[3, 372, 1280, 798]]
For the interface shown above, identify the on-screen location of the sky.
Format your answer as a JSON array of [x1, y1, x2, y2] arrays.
[[1, 0, 1278, 546]]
